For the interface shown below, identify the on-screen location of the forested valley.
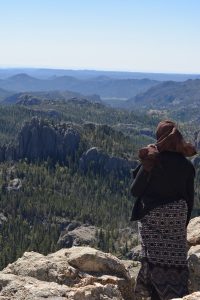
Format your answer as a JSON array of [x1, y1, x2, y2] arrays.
[[0, 72, 199, 270]]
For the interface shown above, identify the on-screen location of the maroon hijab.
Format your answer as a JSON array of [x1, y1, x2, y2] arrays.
[[139, 120, 197, 171]]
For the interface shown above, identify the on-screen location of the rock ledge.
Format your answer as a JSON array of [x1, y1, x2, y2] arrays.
[[0, 246, 140, 300]]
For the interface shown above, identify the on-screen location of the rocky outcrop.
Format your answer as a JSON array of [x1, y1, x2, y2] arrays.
[[0, 119, 82, 164], [0, 246, 140, 300], [17, 96, 42, 105], [187, 217, 200, 246], [79, 147, 137, 178], [79, 147, 108, 174], [6, 178, 22, 191], [0, 216, 200, 299], [18, 118, 81, 162], [58, 223, 97, 248], [128, 245, 142, 261], [172, 292, 200, 299], [0, 213, 7, 226], [67, 96, 102, 105], [0, 144, 17, 162], [0, 119, 137, 179], [0, 272, 125, 299]]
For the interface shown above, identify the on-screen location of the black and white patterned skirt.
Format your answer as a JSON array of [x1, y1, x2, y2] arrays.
[[135, 199, 189, 300]]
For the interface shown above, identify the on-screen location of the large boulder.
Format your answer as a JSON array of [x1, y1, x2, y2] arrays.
[[187, 217, 200, 246], [58, 224, 97, 248], [1, 246, 140, 300]]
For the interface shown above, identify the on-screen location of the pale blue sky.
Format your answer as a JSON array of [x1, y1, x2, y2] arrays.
[[1, 0, 200, 73]]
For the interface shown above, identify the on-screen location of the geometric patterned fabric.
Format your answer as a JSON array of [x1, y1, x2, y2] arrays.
[[135, 199, 189, 300]]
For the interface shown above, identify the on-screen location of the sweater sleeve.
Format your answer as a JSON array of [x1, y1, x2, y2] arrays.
[[186, 165, 195, 226], [130, 165, 151, 198]]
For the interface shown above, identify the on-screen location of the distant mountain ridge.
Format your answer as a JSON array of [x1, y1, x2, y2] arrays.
[[2, 71, 200, 111], [0, 73, 159, 99], [1, 68, 200, 81], [126, 79, 200, 109]]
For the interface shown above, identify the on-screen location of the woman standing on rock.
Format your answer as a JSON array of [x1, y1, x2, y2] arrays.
[[130, 120, 196, 300]]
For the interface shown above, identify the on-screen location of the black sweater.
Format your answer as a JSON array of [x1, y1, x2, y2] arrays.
[[130, 151, 195, 225]]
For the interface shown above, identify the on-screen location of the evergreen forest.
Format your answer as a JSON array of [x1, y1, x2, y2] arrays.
[[0, 91, 199, 270]]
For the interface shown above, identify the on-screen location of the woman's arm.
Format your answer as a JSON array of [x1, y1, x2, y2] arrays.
[[130, 165, 151, 197]]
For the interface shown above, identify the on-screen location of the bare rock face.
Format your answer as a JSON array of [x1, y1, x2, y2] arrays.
[[187, 217, 200, 246], [18, 118, 81, 163], [0, 246, 140, 300], [79, 147, 137, 178]]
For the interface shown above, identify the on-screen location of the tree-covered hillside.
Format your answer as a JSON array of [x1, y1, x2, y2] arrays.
[[126, 79, 200, 108], [0, 101, 159, 147], [0, 160, 136, 268], [0, 101, 160, 269], [0, 98, 199, 271]]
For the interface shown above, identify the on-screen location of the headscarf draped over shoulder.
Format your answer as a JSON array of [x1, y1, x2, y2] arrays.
[[138, 120, 197, 171]]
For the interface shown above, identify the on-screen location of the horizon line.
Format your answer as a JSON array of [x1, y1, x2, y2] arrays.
[[0, 66, 200, 76]]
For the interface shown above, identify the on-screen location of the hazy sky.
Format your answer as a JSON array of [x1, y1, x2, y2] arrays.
[[1, 0, 200, 73]]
